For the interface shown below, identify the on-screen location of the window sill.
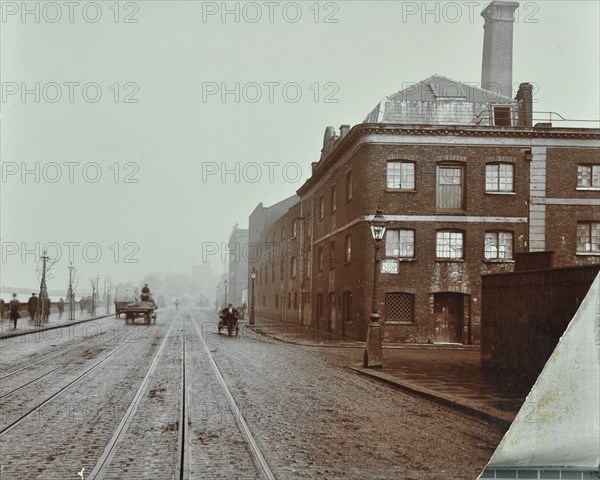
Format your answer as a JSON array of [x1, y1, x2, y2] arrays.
[[386, 189, 416, 193], [485, 191, 516, 195], [576, 187, 600, 191], [385, 321, 416, 326], [385, 257, 416, 262], [435, 210, 466, 215], [484, 259, 515, 264], [435, 259, 465, 263], [576, 252, 600, 256]]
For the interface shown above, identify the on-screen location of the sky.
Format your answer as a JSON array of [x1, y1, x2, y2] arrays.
[[1, 0, 599, 295]]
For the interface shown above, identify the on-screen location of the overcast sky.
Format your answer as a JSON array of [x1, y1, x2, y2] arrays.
[[1, 0, 599, 293]]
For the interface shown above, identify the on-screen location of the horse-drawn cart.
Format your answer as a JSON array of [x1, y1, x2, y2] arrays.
[[124, 301, 157, 325]]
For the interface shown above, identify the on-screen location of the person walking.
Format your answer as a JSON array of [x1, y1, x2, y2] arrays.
[[58, 298, 65, 317], [9, 293, 20, 329], [28, 293, 38, 322]]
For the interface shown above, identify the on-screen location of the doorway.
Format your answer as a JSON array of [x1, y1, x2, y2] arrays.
[[434, 292, 464, 343]]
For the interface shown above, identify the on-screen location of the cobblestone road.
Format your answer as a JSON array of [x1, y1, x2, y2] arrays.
[[0, 308, 504, 479]]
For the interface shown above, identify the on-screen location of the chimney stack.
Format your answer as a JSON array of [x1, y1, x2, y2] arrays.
[[516, 82, 533, 127], [481, 1, 519, 99]]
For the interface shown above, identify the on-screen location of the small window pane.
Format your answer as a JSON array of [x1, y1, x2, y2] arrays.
[[385, 230, 414, 258], [436, 231, 463, 259], [486, 163, 514, 192], [387, 162, 415, 190], [577, 222, 600, 253], [578, 165, 600, 188]]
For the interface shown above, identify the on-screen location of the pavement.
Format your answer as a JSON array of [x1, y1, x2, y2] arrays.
[[246, 316, 528, 428], [0, 308, 114, 339]]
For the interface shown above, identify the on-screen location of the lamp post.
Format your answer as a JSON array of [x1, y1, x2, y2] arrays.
[[67, 262, 75, 321], [106, 280, 111, 314], [96, 275, 100, 315], [364, 209, 388, 368], [216, 285, 219, 311], [224, 279, 228, 306], [250, 267, 256, 326]]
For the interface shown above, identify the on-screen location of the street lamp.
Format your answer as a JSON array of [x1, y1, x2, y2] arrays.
[[224, 279, 228, 306], [216, 285, 220, 311], [364, 209, 388, 368], [95, 274, 100, 316], [67, 262, 75, 321], [250, 267, 256, 326]]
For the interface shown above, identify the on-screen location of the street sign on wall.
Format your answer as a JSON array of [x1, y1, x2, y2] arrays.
[[381, 259, 399, 274]]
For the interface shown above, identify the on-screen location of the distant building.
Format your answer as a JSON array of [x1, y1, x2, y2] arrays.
[[248, 1, 600, 344], [227, 224, 249, 308]]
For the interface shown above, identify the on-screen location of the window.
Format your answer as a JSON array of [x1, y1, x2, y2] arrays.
[[292, 220, 297, 238], [437, 166, 463, 210], [331, 185, 337, 212], [346, 171, 353, 201], [345, 235, 351, 263], [387, 161, 415, 190], [317, 293, 324, 320], [436, 231, 464, 259], [486, 163, 514, 192], [577, 165, 600, 189], [265, 265, 268, 284], [280, 260, 284, 280], [293, 292, 298, 309], [342, 291, 353, 323], [319, 196, 325, 220], [329, 241, 336, 268], [577, 222, 600, 253], [272, 263, 275, 282], [291, 257, 297, 278], [318, 246, 323, 271], [275, 294, 279, 308], [385, 293, 415, 323], [281, 226, 285, 240], [305, 249, 312, 278], [385, 229, 415, 258], [288, 292, 291, 309], [493, 106, 512, 126], [484, 231, 513, 260], [306, 214, 312, 238]]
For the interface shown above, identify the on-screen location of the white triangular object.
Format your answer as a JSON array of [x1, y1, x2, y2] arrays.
[[482, 272, 600, 471]]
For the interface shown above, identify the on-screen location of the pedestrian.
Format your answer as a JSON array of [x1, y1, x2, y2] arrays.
[[28, 293, 38, 322], [58, 298, 65, 316], [0, 297, 5, 320], [9, 293, 20, 329], [80, 297, 85, 312], [141, 284, 150, 302], [45, 297, 51, 321]]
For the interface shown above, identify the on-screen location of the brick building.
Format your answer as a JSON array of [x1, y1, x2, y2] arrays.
[[248, 1, 600, 344], [225, 224, 250, 308]]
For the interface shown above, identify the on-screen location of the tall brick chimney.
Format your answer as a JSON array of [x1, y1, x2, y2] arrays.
[[481, 1, 519, 99], [516, 82, 533, 127]]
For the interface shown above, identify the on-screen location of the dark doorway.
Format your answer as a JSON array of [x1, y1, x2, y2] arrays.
[[327, 293, 336, 333], [434, 292, 464, 343]]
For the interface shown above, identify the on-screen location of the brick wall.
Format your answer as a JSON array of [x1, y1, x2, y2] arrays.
[[481, 265, 600, 391]]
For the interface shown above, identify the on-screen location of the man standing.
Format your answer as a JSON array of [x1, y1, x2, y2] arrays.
[[10, 293, 20, 329], [141, 284, 150, 302], [58, 298, 65, 316], [28, 293, 38, 322]]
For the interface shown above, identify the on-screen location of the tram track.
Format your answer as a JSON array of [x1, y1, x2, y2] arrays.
[[189, 312, 276, 480], [0, 328, 144, 437], [0, 325, 142, 404], [0, 319, 139, 381], [87, 314, 179, 479]]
